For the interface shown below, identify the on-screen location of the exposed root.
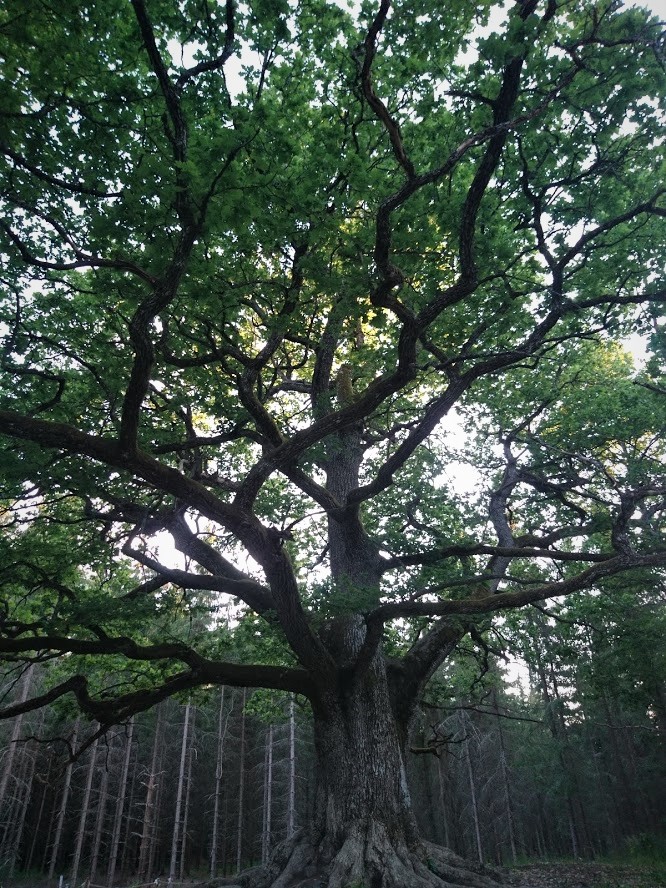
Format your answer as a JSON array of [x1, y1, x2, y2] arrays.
[[199, 830, 508, 888], [423, 841, 509, 887]]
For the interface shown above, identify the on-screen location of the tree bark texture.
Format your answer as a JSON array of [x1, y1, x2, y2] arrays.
[[170, 702, 191, 883], [47, 718, 79, 883], [228, 652, 505, 888]]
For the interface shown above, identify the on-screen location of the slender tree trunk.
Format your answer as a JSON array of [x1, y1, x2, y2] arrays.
[[529, 612, 590, 857], [0, 665, 34, 809], [147, 756, 164, 883], [169, 701, 191, 884], [89, 746, 109, 884], [567, 803, 579, 858], [48, 718, 80, 884], [0, 664, 35, 865], [437, 754, 451, 850], [70, 734, 99, 888], [179, 721, 195, 882], [492, 690, 517, 864], [5, 738, 36, 876], [27, 749, 53, 872], [534, 815, 545, 859], [107, 717, 134, 887], [120, 746, 139, 878], [460, 709, 484, 865], [236, 689, 247, 876], [138, 703, 163, 881], [547, 657, 592, 857], [262, 723, 274, 866], [286, 696, 296, 839], [41, 779, 58, 872], [210, 687, 227, 879]]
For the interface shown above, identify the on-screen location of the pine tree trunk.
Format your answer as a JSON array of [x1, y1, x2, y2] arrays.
[[210, 688, 227, 879], [89, 746, 109, 883], [437, 753, 451, 851], [147, 749, 164, 882], [235, 688, 247, 876], [0, 666, 34, 799], [4, 738, 36, 876], [107, 717, 134, 887], [169, 701, 191, 884], [138, 703, 163, 881], [0, 664, 35, 860], [70, 734, 99, 888], [460, 708, 484, 865], [41, 779, 58, 872], [48, 718, 80, 884], [179, 721, 195, 882], [26, 748, 53, 872], [262, 723, 274, 866], [286, 697, 296, 840], [120, 747, 139, 878], [492, 690, 518, 864]]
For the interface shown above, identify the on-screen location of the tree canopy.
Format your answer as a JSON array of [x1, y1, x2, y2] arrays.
[[0, 0, 665, 884]]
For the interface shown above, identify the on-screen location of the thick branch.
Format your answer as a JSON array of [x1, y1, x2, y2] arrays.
[[122, 543, 272, 608], [131, 0, 190, 169], [373, 552, 666, 623], [0, 410, 333, 674], [359, 0, 415, 179], [0, 657, 313, 725]]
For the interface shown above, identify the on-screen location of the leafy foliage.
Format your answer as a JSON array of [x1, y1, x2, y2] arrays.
[[0, 0, 663, 758]]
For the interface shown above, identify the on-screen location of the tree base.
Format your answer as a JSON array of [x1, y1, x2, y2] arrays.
[[204, 829, 508, 888]]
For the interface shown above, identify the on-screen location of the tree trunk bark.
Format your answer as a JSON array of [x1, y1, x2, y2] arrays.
[[120, 746, 139, 878], [262, 723, 274, 866], [0, 664, 34, 810], [242, 652, 504, 888], [48, 718, 79, 884], [107, 717, 134, 887], [225, 419, 505, 888], [89, 746, 109, 885], [459, 708, 484, 865], [491, 689, 517, 865], [70, 734, 99, 888], [169, 701, 191, 884], [286, 697, 296, 840], [180, 727, 195, 881], [26, 748, 53, 873], [235, 688, 247, 876], [4, 738, 36, 876], [210, 688, 227, 879], [138, 702, 164, 882]]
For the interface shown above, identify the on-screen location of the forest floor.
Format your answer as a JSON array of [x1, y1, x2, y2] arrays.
[[510, 860, 666, 888], [4, 862, 666, 888]]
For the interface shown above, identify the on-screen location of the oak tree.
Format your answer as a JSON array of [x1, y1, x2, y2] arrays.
[[1, 0, 665, 885]]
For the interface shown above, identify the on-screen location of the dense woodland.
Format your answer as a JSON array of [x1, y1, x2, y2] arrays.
[[1, 0, 665, 885], [1, 582, 664, 885]]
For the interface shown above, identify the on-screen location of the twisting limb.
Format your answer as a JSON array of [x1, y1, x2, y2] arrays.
[[0, 638, 315, 722], [358, 0, 416, 179]]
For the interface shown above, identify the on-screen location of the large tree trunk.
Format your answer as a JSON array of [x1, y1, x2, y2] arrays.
[[309, 659, 420, 883], [206, 424, 506, 887], [223, 648, 505, 888]]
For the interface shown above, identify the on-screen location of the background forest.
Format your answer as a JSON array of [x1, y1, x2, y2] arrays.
[[1, 580, 664, 886]]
